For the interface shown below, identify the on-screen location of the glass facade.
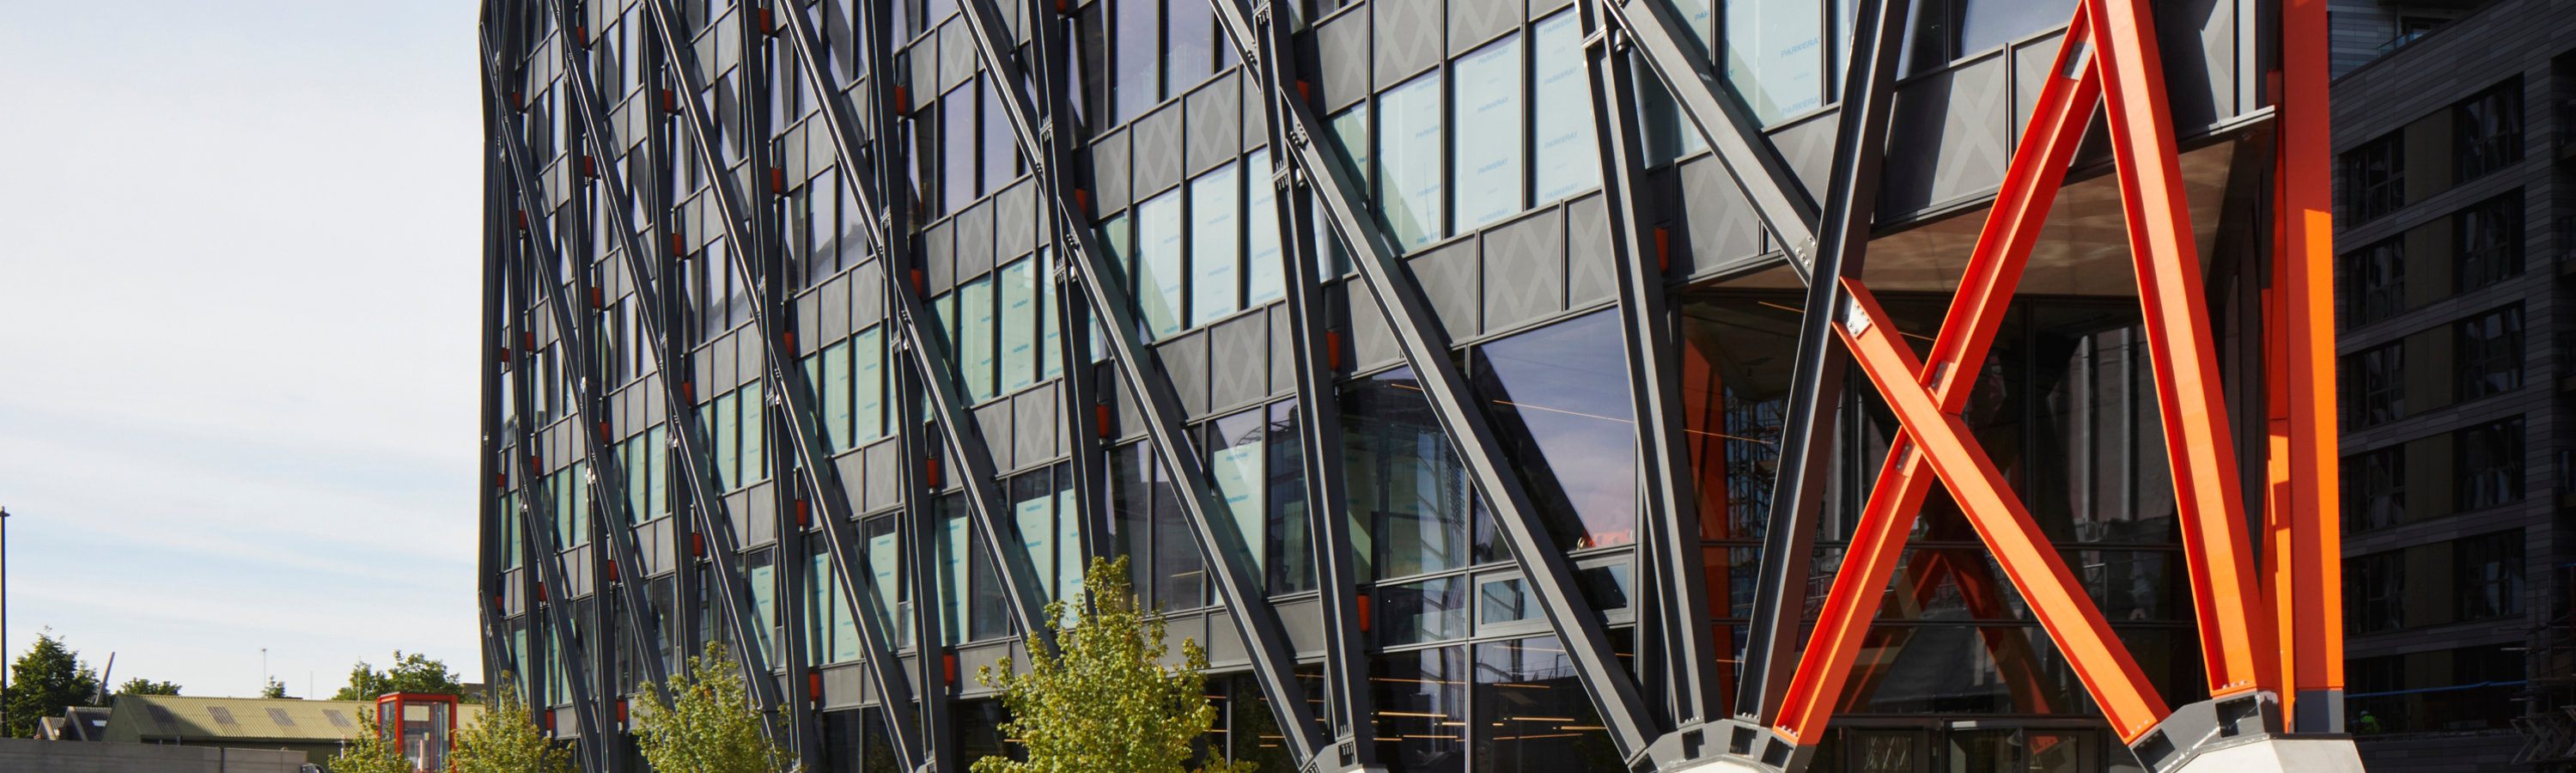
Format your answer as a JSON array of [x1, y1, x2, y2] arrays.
[[482, 3, 2293, 772]]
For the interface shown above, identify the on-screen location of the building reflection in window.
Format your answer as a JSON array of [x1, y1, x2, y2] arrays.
[[1471, 636, 1621, 773]]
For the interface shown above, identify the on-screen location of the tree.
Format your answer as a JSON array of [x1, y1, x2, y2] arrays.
[[332, 651, 466, 701], [3, 631, 100, 738], [326, 707, 413, 773], [451, 676, 572, 773], [634, 642, 789, 773], [971, 557, 1254, 773], [260, 678, 288, 698], [115, 679, 180, 697]]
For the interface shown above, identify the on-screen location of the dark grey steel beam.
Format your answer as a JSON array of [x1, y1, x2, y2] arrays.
[[939, 1, 1337, 767], [502, 230, 606, 771], [477, 15, 518, 697], [717, 0, 1058, 669], [1242, 1, 1376, 765], [1721, 0, 1910, 746], [479, 15, 783, 736], [1204, 0, 1663, 762], [532, 1, 936, 763], [1575, 0, 1720, 732], [1596, 0, 1820, 277]]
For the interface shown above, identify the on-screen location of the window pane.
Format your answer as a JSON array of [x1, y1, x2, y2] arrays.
[[1267, 400, 1316, 593], [1330, 102, 1373, 194], [1000, 259, 1039, 393], [1014, 473, 1057, 598], [855, 326, 887, 442], [1166, 0, 1216, 94], [1379, 72, 1445, 249], [822, 341, 853, 450], [1114, 0, 1160, 122], [939, 498, 971, 644], [863, 515, 909, 648], [741, 381, 766, 484], [942, 84, 977, 213], [1209, 408, 1269, 584], [1723, 0, 1824, 123], [1136, 192, 1187, 338], [1472, 637, 1622, 771], [1532, 13, 1598, 202], [715, 391, 740, 489], [982, 77, 1016, 193], [1472, 312, 1638, 549], [1343, 368, 1474, 581], [961, 275, 997, 401], [1453, 35, 1525, 232], [1376, 576, 1468, 646], [1150, 450, 1207, 607], [1368, 647, 1466, 772], [1245, 149, 1288, 306], [1056, 473, 1082, 605], [1191, 162, 1244, 326], [749, 551, 778, 663]]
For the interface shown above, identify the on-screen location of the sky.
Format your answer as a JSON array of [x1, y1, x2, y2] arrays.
[[0, 1, 488, 698]]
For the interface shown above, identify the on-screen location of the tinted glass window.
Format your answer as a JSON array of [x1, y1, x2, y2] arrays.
[[1380, 72, 1445, 249], [1472, 312, 1639, 550], [1532, 13, 1598, 202], [1191, 162, 1244, 326], [1453, 34, 1525, 232]]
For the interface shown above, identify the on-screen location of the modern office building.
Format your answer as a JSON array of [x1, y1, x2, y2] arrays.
[[2325, 0, 2570, 770], [478, 1, 2356, 771]]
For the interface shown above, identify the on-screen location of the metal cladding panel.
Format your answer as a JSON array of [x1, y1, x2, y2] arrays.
[[1158, 613, 1209, 667], [1879, 57, 2011, 216], [1342, 281, 1399, 372], [1209, 313, 1269, 411], [1678, 154, 1766, 276], [851, 261, 886, 326], [1565, 194, 1617, 307], [862, 441, 899, 511], [974, 401, 1014, 468], [956, 643, 1014, 696], [821, 663, 870, 709], [738, 329, 764, 387], [797, 295, 824, 356], [1268, 306, 1294, 395], [1318, 9, 1371, 111], [1274, 597, 1325, 656], [1483, 207, 1568, 332], [959, 201, 996, 279], [995, 181, 1035, 259], [1373, 0, 1442, 87], [927, 223, 956, 292], [1764, 110, 1838, 204], [2013, 33, 2068, 145], [1411, 239, 1481, 338], [1108, 368, 1140, 441], [1203, 611, 1248, 666], [1186, 73, 1240, 178], [725, 490, 755, 545], [833, 453, 868, 514], [1013, 387, 1059, 468], [1241, 74, 1268, 152], [1133, 106, 1185, 198], [1095, 128, 1130, 212], [1449, 0, 1517, 52], [642, 517, 673, 575], [940, 21, 977, 92], [904, 47, 937, 119], [822, 277, 851, 341], [1159, 330, 1212, 418]]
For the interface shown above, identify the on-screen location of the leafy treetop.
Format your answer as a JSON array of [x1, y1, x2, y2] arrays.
[[452, 676, 574, 773], [634, 642, 791, 773], [333, 651, 467, 702], [972, 556, 1255, 773], [3, 631, 100, 738], [116, 679, 181, 697]]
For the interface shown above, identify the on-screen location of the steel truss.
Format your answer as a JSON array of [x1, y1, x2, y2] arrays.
[[925, 0, 1352, 768], [1701, 1, 2358, 771]]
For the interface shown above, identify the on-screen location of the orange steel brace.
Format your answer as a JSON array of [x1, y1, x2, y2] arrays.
[[1769, 5, 2104, 744], [2269, 0, 2344, 728], [2086, 0, 2277, 699], [1835, 279, 2171, 740]]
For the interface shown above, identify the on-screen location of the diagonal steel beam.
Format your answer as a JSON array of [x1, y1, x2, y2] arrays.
[[1576, 0, 1720, 732], [1243, 2, 1378, 764], [1723, 0, 1909, 733], [500, 230, 606, 771], [477, 40, 520, 704], [1595, 0, 1820, 276], [535, 2, 931, 764], [673, 0, 1057, 671], [935, 0, 1336, 765], [479, 11, 783, 731], [1205, 0, 1660, 763]]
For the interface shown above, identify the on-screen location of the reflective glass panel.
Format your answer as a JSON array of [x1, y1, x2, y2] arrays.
[[855, 326, 887, 442], [1040, 247, 1063, 380], [862, 516, 909, 648], [1471, 312, 1637, 549], [1377, 576, 1468, 646], [1331, 103, 1373, 196], [749, 551, 778, 662], [1453, 34, 1524, 232], [942, 84, 977, 213], [1000, 258, 1039, 393], [1136, 192, 1186, 338], [1191, 162, 1243, 327], [821, 340, 853, 450], [1014, 472, 1057, 598], [1267, 400, 1316, 593], [1531, 13, 1598, 202], [1379, 72, 1446, 249], [1113, 0, 1160, 122], [1369, 647, 1466, 773], [1723, 0, 1825, 123], [1245, 149, 1287, 306], [1471, 636, 1622, 772], [1343, 368, 1474, 580], [960, 275, 997, 401], [1209, 408, 1269, 581]]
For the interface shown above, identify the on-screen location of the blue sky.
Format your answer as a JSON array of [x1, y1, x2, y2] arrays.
[[0, 1, 486, 697]]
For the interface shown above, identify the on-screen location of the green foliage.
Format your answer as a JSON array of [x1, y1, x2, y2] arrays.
[[971, 557, 1254, 773], [115, 678, 181, 697], [332, 651, 466, 702], [3, 631, 100, 738], [261, 677, 289, 698], [325, 709, 413, 773], [452, 676, 574, 773], [634, 642, 789, 773]]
